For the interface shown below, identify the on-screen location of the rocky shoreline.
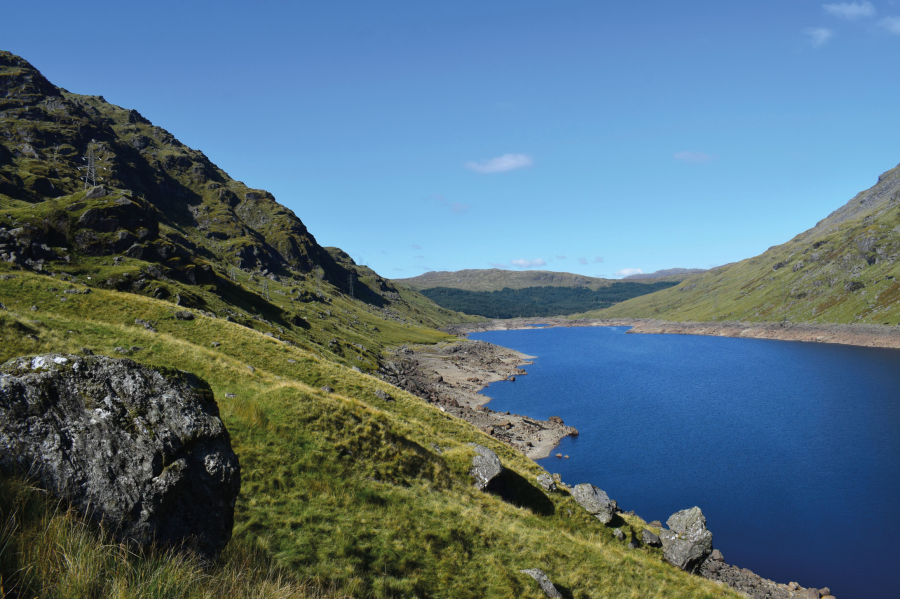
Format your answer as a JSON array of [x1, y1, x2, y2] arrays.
[[436, 316, 847, 598], [377, 339, 578, 459], [445, 316, 900, 350]]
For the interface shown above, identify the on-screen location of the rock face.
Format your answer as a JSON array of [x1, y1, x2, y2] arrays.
[[641, 529, 661, 547], [659, 507, 713, 573], [467, 443, 502, 490], [571, 483, 617, 524], [518, 569, 562, 598], [536, 473, 557, 492], [0, 354, 240, 558]]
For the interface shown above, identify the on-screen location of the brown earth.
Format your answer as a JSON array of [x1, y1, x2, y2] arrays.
[[378, 339, 578, 459]]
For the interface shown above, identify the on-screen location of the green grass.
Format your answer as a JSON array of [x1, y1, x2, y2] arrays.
[[0, 268, 741, 599]]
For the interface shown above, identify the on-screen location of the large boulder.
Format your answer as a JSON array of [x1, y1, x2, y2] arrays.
[[0, 354, 240, 558], [467, 443, 502, 491], [659, 507, 713, 573], [571, 483, 617, 524]]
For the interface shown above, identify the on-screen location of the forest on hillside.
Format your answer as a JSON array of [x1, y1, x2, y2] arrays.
[[420, 281, 679, 318]]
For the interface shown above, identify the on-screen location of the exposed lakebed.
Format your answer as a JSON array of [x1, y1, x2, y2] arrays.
[[470, 326, 900, 599]]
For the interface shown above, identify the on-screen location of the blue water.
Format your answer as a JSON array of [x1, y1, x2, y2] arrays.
[[470, 327, 900, 599]]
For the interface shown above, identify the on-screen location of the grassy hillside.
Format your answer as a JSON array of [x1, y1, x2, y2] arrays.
[[420, 281, 678, 319], [396, 269, 630, 292], [0, 270, 739, 599], [578, 163, 900, 325]]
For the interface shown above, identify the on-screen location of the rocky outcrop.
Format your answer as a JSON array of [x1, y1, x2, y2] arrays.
[[699, 550, 835, 599], [571, 483, 617, 524], [518, 569, 562, 598], [468, 443, 502, 491], [0, 354, 240, 558], [659, 507, 713, 573]]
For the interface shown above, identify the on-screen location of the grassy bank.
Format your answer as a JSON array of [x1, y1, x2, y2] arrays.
[[0, 269, 740, 599]]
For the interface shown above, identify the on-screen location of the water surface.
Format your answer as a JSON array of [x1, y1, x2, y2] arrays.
[[470, 326, 900, 599]]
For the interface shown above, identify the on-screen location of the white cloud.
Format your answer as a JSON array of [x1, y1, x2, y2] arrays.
[[510, 258, 546, 268], [465, 153, 533, 174], [804, 27, 835, 46], [615, 268, 643, 277], [592, 256, 604, 263], [674, 151, 714, 164], [823, 2, 876, 19], [880, 16, 900, 33], [577, 257, 588, 265]]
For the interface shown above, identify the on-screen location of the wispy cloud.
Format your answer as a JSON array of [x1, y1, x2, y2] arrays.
[[578, 257, 588, 265], [465, 153, 533, 174], [880, 16, 900, 33], [823, 1, 875, 19], [615, 268, 643, 277], [556, 255, 567, 260], [510, 258, 546, 268], [489, 262, 510, 269], [410, 244, 422, 250], [592, 256, 604, 263], [433, 194, 470, 214], [804, 27, 835, 46], [674, 150, 715, 164]]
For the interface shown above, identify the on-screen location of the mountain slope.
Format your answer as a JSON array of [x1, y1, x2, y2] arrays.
[[0, 51, 742, 598], [580, 164, 900, 324]]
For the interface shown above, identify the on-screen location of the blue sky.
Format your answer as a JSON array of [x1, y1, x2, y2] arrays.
[[6, 1, 900, 278]]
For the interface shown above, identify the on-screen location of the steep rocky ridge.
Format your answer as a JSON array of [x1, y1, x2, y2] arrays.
[[581, 163, 900, 325]]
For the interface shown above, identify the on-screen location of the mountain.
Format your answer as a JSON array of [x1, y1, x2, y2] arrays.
[[624, 268, 707, 282], [580, 164, 900, 325], [0, 51, 739, 598], [394, 268, 688, 318], [398, 268, 668, 292]]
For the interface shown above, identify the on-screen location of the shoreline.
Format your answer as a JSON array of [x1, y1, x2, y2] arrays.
[[440, 316, 846, 598], [377, 339, 578, 459], [446, 316, 900, 349]]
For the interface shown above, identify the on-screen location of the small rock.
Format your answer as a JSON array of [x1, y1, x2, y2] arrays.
[[321, 385, 333, 393], [374, 389, 392, 401], [81, 348, 94, 355], [225, 393, 237, 398], [641, 529, 661, 546], [30, 305, 38, 311], [613, 528, 626, 541], [710, 548, 724, 562], [571, 483, 617, 524], [175, 311, 195, 321], [287, 359, 296, 364], [352, 366, 361, 372], [536, 473, 557, 492], [114, 347, 129, 354], [467, 443, 502, 491], [555, 453, 563, 458], [787, 582, 800, 591], [518, 569, 562, 598], [648, 520, 663, 528], [548, 416, 564, 425], [129, 346, 143, 352], [628, 532, 641, 549], [247, 365, 255, 372], [819, 589, 831, 597], [211, 342, 221, 348]]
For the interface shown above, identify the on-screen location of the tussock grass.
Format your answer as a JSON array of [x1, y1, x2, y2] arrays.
[[0, 270, 741, 598], [0, 477, 351, 599]]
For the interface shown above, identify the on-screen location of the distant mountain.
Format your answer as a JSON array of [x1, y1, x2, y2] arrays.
[[581, 163, 900, 325], [624, 268, 707, 281], [395, 268, 693, 292]]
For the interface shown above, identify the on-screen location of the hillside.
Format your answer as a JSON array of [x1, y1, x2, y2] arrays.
[[624, 268, 707, 282], [0, 51, 741, 598], [578, 163, 900, 325], [419, 281, 679, 319], [397, 269, 622, 292]]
